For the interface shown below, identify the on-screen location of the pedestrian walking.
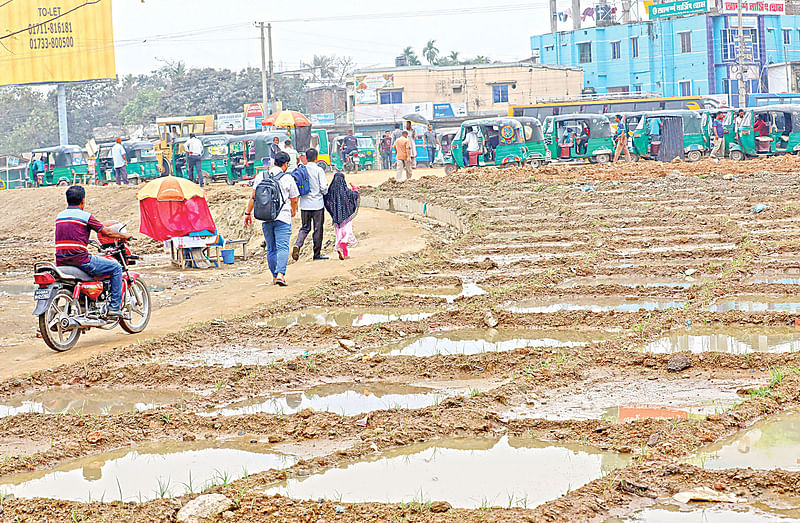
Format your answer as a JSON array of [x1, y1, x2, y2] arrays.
[[284, 140, 298, 171], [711, 112, 727, 160], [390, 123, 403, 144], [612, 115, 631, 163], [292, 148, 329, 261], [393, 131, 413, 182], [424, 124, 438, 167], [405, 121, 417, 167], [110, 137, 128, 185], [185, 133, 204, 186], [380, 131, 393, 170], [324, 171, 360, 260], [243, 151, 299, 286]]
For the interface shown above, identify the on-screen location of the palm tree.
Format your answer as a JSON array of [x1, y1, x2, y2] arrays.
[[302, 55, 335, 83], [448, 51, 460, 64], [401, 46, 421, 66], [423, 40, 439, 65], [474, 55, 491, 64]]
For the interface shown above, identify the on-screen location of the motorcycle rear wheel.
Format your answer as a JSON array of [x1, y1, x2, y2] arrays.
[[120, 278, 151, 334], [39, 289, 81, 352]]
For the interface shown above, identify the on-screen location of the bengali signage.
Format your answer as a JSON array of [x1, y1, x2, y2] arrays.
[[0, 0, 116, 86], [433, 103, 468, 119], [243, 103, 264, 131], [354, 73, 394, 105], [648, 0, 708, 18], [215, 113, 243, 132], [309, 113, 335, 125], [722, 0, 784, 13]]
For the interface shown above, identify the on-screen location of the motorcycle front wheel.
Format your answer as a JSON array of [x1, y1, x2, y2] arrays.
[[120, 278, 151, 334], [39, 289, 81, 352]]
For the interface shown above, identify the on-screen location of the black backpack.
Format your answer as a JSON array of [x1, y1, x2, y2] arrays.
[[253, 172, 286, 222]]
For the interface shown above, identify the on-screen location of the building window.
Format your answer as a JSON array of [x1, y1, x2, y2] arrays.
[[631, 37, 639, 58], [492, 84, 509, 103], [544, 45, 554, 51], [578, 42, 592, 63], [379, 91, 402, 104], [679, 80, 692, 96], [784, 29, 791, 45], [679, 32, 691, 54], [452, 86, 462, 93], [611, 41, 621, 60], [634, 84, 643, 94], [720, 28, 759, 62]]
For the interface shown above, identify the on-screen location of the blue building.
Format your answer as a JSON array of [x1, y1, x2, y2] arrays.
[[531, 11, 800, 105]]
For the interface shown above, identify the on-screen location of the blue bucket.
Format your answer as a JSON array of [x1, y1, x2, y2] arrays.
[[221, 248, 235, 264]]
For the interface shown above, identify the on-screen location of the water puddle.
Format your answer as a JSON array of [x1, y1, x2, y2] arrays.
[[378, 328, 601, 357], [641, 327, 800, 354], [202, 382, 453, 417], [263, 436, 630, 509], [0, 281, 33, 297], [454, 252, 584, 266], [688, 412, 800, 471], [391, 280, 486, 303], [746, 274, 800, 285], [0, 389, 186, 417], [508, 297, 685, 314], [0, 440, 297, 502], [709, 296, 800, 313], [503, 377, 748, 422], [261, 307, 438, 327], [616, 243, 735, 256], [615, 503, 800, 522], [558, 276, 701, 289]]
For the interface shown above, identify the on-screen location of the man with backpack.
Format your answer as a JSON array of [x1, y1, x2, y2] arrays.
[[243, 151, 299, 286], [292, 148, 329, 261]]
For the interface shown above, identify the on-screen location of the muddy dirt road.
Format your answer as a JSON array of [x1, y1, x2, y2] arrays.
[[3, 158, 800, 522]]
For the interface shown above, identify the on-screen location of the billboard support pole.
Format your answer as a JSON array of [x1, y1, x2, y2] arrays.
[[737, 0, 747, 108], [57, 84, 68, 145]]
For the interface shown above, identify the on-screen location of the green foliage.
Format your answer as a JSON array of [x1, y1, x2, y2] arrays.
[[120, 88, 162, 125]]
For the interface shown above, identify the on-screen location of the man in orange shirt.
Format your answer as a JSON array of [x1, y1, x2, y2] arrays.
[[393, 130, 413, 182]]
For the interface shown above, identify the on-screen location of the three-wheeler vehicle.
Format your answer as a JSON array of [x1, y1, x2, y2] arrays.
[[28, 145, 89, 187]]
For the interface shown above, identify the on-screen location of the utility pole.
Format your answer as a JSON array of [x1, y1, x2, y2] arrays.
[[572, 0, 581, 29], [57, 84, 68, 145], [259, 22, 268, 114], [267, 23, 274, 113], [737, 0, 747, 108], [549, 0, 557, 32]]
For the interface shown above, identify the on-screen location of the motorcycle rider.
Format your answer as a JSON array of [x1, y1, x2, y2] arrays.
[[341, 129, 358, 167], [56, 186, 133, 318]]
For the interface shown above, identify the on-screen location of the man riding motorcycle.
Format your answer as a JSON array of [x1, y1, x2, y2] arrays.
[[56, 185, 132, 318], [340, 130, 358, 166]]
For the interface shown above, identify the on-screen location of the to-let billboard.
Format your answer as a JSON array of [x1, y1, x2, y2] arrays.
[[0, 0, 116, 86]]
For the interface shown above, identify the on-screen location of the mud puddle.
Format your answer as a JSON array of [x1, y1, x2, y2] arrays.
[[0, 388, 187, 417], [263, 436, 630, 509], [261, 307, 438, 327], [615, 503, 800, 522], [746, 274, 800, 285], [378, 328, 601, 357], [0, 440, 297, 502], [688, 412, 800, 471], [641, 327, 800, 354], [503, 376, 748, 422], [508, 297, 685, 314], [453, 251, 585, 266], [390, 280, 486, 303], [202, 382, 455, 417], [557, 275, 702, 289], [709, 296, 800, 313]]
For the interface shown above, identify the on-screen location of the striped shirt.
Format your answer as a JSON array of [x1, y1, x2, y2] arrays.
[[55, 207, 103, 266]]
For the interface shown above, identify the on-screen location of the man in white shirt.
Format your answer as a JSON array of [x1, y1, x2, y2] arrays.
[[244, 151, 299, 286], [110, 138, 128, 185], [292, 148, 329, 261], [463, 126, 480, 166], [284, 139, 298, 171], [184, 133, 204, 186]]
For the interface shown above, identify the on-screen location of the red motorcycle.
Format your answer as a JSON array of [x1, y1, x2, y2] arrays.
[[32, 222, 151, 352]]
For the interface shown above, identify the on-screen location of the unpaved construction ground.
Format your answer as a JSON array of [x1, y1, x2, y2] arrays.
[[2, 158, 800, 521]]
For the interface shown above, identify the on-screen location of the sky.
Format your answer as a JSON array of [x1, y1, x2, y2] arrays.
[[111, 0, 557, 75]]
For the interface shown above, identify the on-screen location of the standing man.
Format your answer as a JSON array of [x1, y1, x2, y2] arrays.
[[405, 121, 417, 167], [292, 148, 328, 261], [380, 131, 393, 170], [463, 126, 480, 166], [393, 130, 413, 181], [612, 115, 631, 163], [735, 110, 745, 130], [185, 133, 204, 186], [711, 112, 727, 159], [390, 123, 403, 144], [424, 124, 438, 167], [284, 140, 298, 171], [244, 151, 299, 287], [110, 138, 128, 185], [269, 136, 282, 166]]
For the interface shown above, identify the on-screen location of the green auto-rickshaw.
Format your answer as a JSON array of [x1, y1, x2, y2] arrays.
[[449, 118, 530, 172], [630, 110, 708, 162], [311, 129, 332, 172], [29, 145, 89, 187], [517, 117, 550, 167], [172, 135, 232, 184], [333, 135, 376, 172], [727, 105, 800, 161], [95, 141, 160, 185], [250, 131, 291, 173], [223, 134, 259, 185], [542, 114, 614, 163]]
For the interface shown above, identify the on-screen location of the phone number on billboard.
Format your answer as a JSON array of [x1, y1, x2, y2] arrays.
[[29, 36, 75, 50], [27, 22, 73, 35]]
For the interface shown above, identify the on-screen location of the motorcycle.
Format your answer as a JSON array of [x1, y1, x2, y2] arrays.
[[343, 150, 359, 173], [32, 222, 151, 352]]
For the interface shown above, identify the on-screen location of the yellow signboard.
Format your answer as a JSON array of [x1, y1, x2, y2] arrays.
[[0, 0, 116, 86]]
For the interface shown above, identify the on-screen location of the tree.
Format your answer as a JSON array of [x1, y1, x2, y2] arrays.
[[302, 55, 335, 83], [401, 47, 421, 66], [448, 51, 460, 63], [423, 40, 439, 65], [120, 88, 162, 125]]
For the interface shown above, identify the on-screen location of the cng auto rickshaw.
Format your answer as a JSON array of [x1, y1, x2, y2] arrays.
[[516, 117, 550, 167], [311, 129, 332, 171], [630, 110, 709, 162], [449, 118, 530, 172], [28, 146, 89, 187], [172, 135, 232, 184], [333, 135, 376, 172], [727, 105, 800, 161], [542, 115, 615, 163], [250, 131, 291, 173], [437, 127, 461, 173], [155, 116, 213, 175], [95, 141, 160, 185], [224, 135, 258, 185]]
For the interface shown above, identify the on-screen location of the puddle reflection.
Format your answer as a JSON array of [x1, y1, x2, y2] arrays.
[[261, 307, 437, 327], [641, 327, 800, 354]]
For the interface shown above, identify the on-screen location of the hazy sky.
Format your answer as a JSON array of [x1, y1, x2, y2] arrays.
[[111, 0, 559, 75]]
